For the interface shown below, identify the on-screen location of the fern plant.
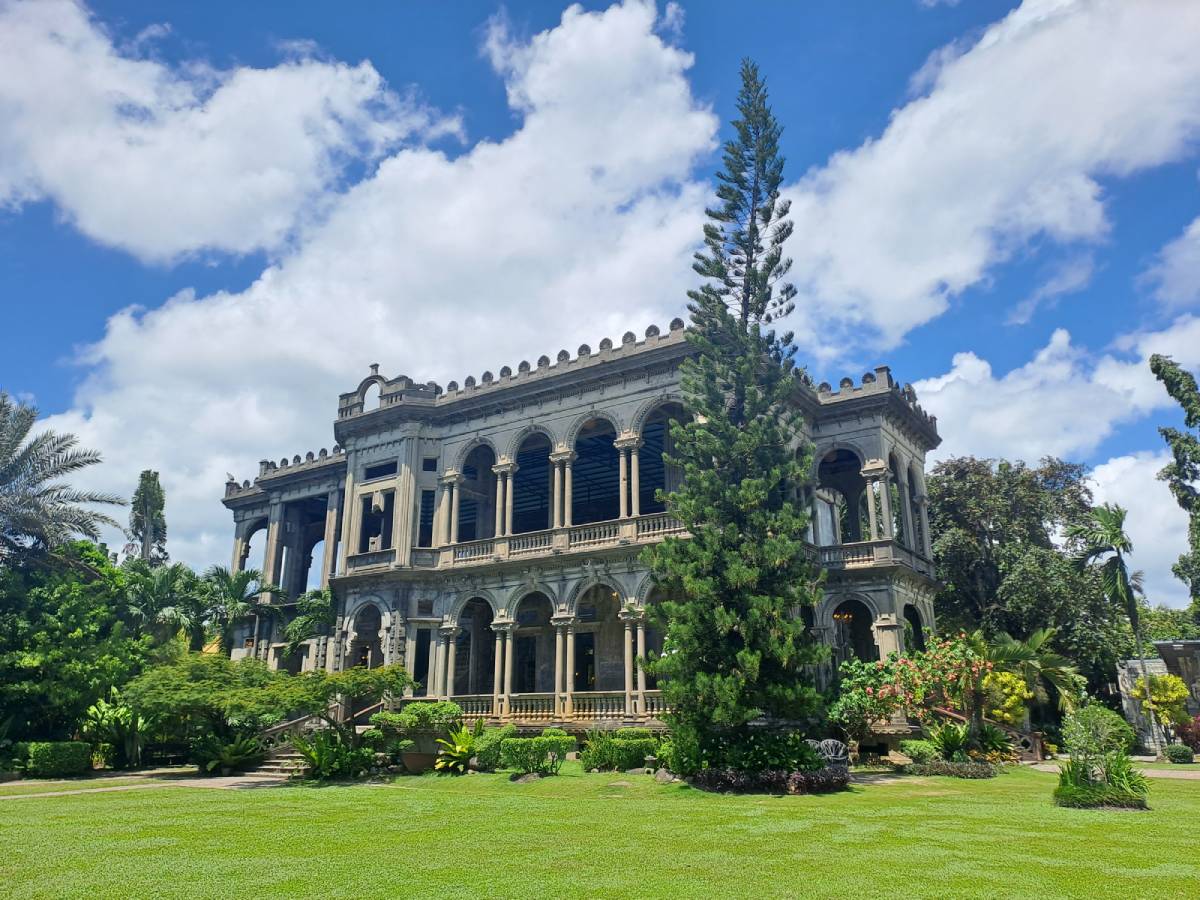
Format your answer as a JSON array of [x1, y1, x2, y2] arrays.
[[927, 721, 970, 761], [435, 720, 483, 775]]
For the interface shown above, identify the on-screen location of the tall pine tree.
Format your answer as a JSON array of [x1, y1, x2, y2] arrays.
[[644, 61, 825, 766], [129, 469, 168, 564]]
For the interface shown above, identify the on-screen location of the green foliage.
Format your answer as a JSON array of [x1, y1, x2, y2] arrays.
[[283, 588, 336, 659], [1164, 744, 1195, 764], [500, 735, 575, 775], [435, 720, 484, 775], [1135, 673, 1191, 726], [614, 727, 652, 740], [191, 734, 265, 775], [80, 692, 148, 769], [906, 760, 997, 779], [715, 729, 822, 774], [129, 470, 167, 564], [982, 670, 1033, 728], [898, 739, 938, 764], [975, 723, 1013, 756], [473, 724, 516, 772], [371, 701, 462, 735], [293, 729, 373, 780], [1062, 705, 1136, 758], [0, 542, 153, 740], [927, 721, 970, 762], [123, 559, 207, 650], [25, 741, 92, 777], [580, 731, 658, 772], [642, 60, 824, 764], [1150, 354, 1200, 605], [199, 566, 286, 656], [1052, 781, 1147, 809], [0, 391, 122, 560]]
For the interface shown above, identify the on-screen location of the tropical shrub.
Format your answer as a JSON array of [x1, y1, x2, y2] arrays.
[[25, 741, 92, 777], [1062, 705, 1136, 758], [435, 721, 484, 775], [982, 671, 1034, 728], [80, 694, 148, 769], [927, 721, 970, 761], [1164, 743, 1195, 764], [1177, 714, 1200, 751], [1054, 753, 1148, 809], [371, 701, 463, 734], [1134, 674, 1191, 727], [293, 730, 374, 780], [898, 739, 938, 764], [474, 724, 516, 772], [614, 727, 653, 740], [191, 734, 265, 775], [689, 766, 849, 794], [906, 760, 997, 778], [717, 729, 823, 774], [580, 732, 658, 772], [500, 735, 575, 775]]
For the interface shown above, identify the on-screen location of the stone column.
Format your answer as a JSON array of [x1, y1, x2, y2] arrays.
[[437, 478, 452, 545], [429, 629, 444, 697], [443, 627, 459, 699], [895, 468, 914, 549], [552, 460, 562, 529], [636, 617, 647, 715], [553, 622, 565, 716], [450, 476, 462, 544], [620, 610, 635, 716], [321, 490, 340, 586], [879, 474, 893, 539], [230, 522, 247, 573], [505, 469, 516, 536], [493, 468, 505, 537], [629, 443, 641, 518], [565, 621, 576, 717], [618, 445, 629, 519], [864, 479, 879, 539], [917, 494, 932, 558], [874, 616, 903, 658], [263, 502, 284, 588], [563, 455, 574, 527], [503, 626, 515, 709], [492, 628, 504, 716]]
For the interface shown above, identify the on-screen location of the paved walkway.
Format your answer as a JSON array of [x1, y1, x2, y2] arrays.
[[1031, 763, 1200, 781], [0, 768, 287, 801]]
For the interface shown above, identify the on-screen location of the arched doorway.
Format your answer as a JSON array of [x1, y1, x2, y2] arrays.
[[459, 444, 498, 542], [348, 604, 383, 669], [574, 584, 624, 692], [903, 604, 927, 653], [639, 402, 685, 514], [832, 598, 876, 664], [512, 592, 554, 693], [454, 598, 496, 695], [817, 448, 870, 543], [512, 432, 552, 533], [573, 418, 620, 524]]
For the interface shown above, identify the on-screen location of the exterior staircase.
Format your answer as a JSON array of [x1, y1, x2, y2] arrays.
[[247, 745, 310, 779]]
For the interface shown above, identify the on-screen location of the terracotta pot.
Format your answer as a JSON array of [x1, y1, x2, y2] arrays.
[[401, 751, 437, 773]]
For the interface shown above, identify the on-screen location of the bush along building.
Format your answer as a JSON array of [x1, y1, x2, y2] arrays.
[[222, 319, 940, 728]]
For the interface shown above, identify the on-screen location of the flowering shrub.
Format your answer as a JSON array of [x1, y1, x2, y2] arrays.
[[983, 671, 1034, 727], [1176, 714, 1200, 752], [1134, 674, 1191, 727]]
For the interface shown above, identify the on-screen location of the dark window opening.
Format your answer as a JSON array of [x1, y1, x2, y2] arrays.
[[414, 629, 431, 696], [422, 457, 438, 472], [417, 490, 435, 547], [513, 433, 552, 533], [358, 492, 394, 552], [573, 419, 620, 524], [515, 636, 537, 693], [574, 632, 596, 691], [364, 461, 398, 480]]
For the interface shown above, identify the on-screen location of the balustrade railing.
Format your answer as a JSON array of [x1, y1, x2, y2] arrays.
[[453, 694, 494, 719], [509, 530, 553, 556], [506, 693, 556, 722], [568, 521, 621, 549], [635, 513, 685, 539], [641, 690, 670, 720], [570, 691, 627, 720], [453, 538, 495, 562]]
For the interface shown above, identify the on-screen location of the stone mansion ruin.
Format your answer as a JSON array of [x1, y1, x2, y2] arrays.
[[222, 319, 941, 727]]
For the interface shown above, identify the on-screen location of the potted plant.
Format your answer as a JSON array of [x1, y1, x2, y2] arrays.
[[370, 701, 463, 773]]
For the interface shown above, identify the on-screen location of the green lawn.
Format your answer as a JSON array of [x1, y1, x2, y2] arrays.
[[0, 775, 153, 797], [2, 764, 1198, 898]]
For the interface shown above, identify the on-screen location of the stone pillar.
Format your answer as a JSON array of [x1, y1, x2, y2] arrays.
[[321, 490, 340, 586], [636, 617, 647, 715], [618, 446, 629, 519], [563, 455, 574, 527], [553, 622, 565, 716], [450, 476, 462, 544], [437, 478, 452, 545], [503, 627, 515, 707], [864, 479, 879, 540], [230, 522, 247, 573], [493, 468, 504, 537], [443, 627, 459, 699], [917, 494, 932, 558], [505, 469, 516, 537], [629, 443, 641, 519], [492, 628, 504, 716], [429, 629, 444, 697], [874, 616, 903, 659], [879, 474, 893, 539], [620, 610, 635, 716], [896, 468, 914, 549], [565, 622, 576, 716], [552, 460, 562, 529]]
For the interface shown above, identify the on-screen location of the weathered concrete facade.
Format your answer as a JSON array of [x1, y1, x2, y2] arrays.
[[222, 319, 941, 725]]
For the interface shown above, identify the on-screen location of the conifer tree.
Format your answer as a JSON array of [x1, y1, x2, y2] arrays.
[[644, 60, 825, 765], [129, 469, 168, 564], [1150, 354, 1200, 615]]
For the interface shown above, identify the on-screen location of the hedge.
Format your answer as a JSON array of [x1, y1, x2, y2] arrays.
[[1164, 744, 1194, 764], [500, 735, 576, 775], [898, 739, 938, 764], [906, 760, 997, 779], [689, 766, 850, 795], [26, 741, 92, 778], [474, 724, 517, 772], [1053, 782, 1148, 809], [580, 734, 657, 771]]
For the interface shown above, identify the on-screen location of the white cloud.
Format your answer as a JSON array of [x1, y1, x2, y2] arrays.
[[0, 0, 460, 263], [785, 0, 1200, 355], [40, 0, 717, 570], [1090, 451, 1191, 608], [1144, 215, 1200, 309], [1006, 253, 1095, 326], [916, 315, 1200, 463]]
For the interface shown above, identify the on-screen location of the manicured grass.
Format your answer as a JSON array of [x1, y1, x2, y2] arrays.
[[0, 775, 152, 797], [2, 764, 1198, 898]]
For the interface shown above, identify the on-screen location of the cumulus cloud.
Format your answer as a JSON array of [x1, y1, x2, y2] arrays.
[[915, 315, 1200, 462], [785, 0, 1200, 355], [1144, 215, 1200, 309], [0, 0, 460, 262], [1090, 451, 1190, 608], [41, 0, 716, 569], [1006, 254, 1095, 326]]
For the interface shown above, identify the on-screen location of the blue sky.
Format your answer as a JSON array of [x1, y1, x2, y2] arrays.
[[2, 0, 1199, 605]]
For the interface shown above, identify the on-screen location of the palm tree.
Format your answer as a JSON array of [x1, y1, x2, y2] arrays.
[[125, 559, 208, 649], [0, 391, 123, 559], [284, 587, 337, 659], [961, 628, 1080, 740], [1067, 503, 1159, 746], [202, 565, 286, 656]]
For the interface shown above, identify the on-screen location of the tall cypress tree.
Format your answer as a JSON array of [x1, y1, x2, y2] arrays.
[[1150, 354, 1200, 617], [644, 61, 825, 765], [129, 469, 168, 564]]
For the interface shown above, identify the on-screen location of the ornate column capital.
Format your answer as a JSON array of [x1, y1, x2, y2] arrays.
[[551, 615, 577, 629], [549, 449, 577, 464], [491, 620, 515, 635], [614, 436, 644, 451], [492, 462, 519, 476], [439, 624, 460, 639], [618, 607, 642, 624]]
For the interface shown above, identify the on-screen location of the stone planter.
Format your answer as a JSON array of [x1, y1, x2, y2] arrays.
[[401, 731, 443, 773]]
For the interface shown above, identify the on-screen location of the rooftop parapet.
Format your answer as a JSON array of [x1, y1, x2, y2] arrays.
[[224, 445, 345, 497], [815, 365, 938, 431]]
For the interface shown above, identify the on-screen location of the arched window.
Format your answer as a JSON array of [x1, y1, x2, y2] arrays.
[[817, 449, 869, 543], [573, 419, 620, 524], [459, 444, 498, 542], [903, 605, 927, 653], [512, 432, 552, 533], [512, 592, 554, 693], [639, 402, 685, 514], [455, 599, 495, 695], [832, 598, 876, 664]]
